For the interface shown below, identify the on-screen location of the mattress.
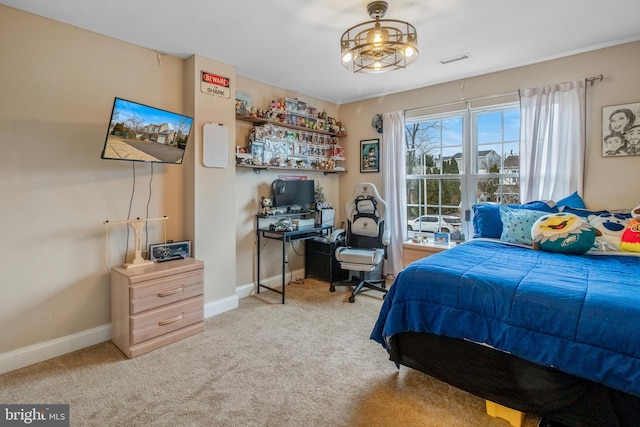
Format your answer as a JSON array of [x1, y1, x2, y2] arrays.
[[371, 239, 640, 397]]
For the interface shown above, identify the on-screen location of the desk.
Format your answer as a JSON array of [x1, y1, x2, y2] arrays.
[[256, 220, 333, 303]]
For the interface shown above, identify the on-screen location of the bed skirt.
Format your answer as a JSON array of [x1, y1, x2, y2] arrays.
[[389, 332, 640, 427]]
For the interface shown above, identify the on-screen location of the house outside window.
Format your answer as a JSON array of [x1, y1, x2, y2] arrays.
[[405, 102, 520, 239]]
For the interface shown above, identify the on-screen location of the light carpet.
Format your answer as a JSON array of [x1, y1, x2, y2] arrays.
[[0, 279, 541, 426]]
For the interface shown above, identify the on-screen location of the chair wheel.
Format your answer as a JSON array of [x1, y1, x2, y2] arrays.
[[348, 295, 355, 303], [329, 286, 335, 292]]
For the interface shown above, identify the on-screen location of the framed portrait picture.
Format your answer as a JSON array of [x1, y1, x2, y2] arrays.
[[360, 139, 380, 173], [434, 232, 450, 244], [602, 101, 640, 157]]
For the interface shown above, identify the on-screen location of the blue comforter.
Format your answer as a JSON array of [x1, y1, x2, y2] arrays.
[[371, 240, 640, 397]]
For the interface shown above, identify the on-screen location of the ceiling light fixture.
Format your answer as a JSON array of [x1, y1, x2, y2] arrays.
[[340, 1, 419, 73]]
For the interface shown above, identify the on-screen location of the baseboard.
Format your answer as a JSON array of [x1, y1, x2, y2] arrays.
[[234, 268, 305, 301], [204, 294, 239, 318], [0, 280, 300, 375], [236, 282, 255, 299], [0, 324, 112, 375], [0, 293, 241, 375]]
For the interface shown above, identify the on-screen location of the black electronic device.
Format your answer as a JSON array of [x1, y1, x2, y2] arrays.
[[101, 97, 193, 164], [270, 179, 315, 211], [269, 218, 293, 232]]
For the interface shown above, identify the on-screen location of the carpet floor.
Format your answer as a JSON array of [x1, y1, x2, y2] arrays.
[[0, 279, 542, 426]]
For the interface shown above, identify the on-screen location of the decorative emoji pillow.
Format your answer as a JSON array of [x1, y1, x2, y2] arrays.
[[620, 205, 640, 252], [531, 212, 598, 254]]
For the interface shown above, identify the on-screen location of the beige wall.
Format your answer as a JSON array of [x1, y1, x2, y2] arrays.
[[184, 55, 237, 311], [0, 6, 188, 353], [0, 6, 240, 370], [338, 41, 640, 225], [234, 77, 341, 287], [2, 3, 639, 372]]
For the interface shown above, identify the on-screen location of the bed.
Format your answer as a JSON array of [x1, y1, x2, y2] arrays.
[[371, 238, 640, 426]]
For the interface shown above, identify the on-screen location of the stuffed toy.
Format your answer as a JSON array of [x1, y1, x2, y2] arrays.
[[531, 212, 598, 254], [260, 197, 273, 216], [620, 205, 640, 252]]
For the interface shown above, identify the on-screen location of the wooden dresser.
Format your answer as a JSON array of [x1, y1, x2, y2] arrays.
[[110, 257, 204, 358]]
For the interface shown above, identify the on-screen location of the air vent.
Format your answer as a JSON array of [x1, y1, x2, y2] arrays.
[[439, 53, 470, 65]]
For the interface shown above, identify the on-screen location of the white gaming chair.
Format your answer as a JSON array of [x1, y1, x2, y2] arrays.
[[332, 183, 389, 303]]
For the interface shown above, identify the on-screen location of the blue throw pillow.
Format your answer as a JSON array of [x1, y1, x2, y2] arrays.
[[472, 201, 558, 239], [472, 204, 503, 238], [500, 205, 549, 246], [560, 206, 608, 218], [556, 191, 586, 209]]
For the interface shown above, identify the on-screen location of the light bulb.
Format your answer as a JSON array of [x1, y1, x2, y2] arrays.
[[374, 62, 382, 70], [342, 52, 352, 62], [404, 46, 414, 58]]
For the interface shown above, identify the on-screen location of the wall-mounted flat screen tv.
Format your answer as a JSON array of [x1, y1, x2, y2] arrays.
[[101, 97, 193, 164]]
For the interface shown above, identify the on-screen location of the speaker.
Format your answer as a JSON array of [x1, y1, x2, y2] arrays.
[[316, 208, 335, 227]]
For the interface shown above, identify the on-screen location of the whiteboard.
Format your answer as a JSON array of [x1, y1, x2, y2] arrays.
[[203, 123, 229, 168]]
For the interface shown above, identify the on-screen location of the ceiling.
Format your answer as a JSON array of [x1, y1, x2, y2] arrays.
[[3, 0, 640, 105]]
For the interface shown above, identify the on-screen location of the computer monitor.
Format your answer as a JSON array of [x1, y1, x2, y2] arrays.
[[271, 179, 315, 211]]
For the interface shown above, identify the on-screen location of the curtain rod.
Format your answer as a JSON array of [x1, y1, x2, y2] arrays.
[[586, 74, 604, 86], [405, 74, 604, 114], [404, 89, 519, 114]]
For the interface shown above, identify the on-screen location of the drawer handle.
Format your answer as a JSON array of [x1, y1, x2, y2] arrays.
[[158, 313, 183, 326], [157, 285, 184, 297]]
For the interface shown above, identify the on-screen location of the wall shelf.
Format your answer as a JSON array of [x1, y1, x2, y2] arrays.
[[236, 163, 345, 175], [236, 114, 347, 137], [236, 103, 347, 174]]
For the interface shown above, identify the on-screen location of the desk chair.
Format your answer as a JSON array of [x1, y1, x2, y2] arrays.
[[332, 183, 389, 303]]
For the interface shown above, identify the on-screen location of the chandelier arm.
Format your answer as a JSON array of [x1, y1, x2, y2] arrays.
[[340, 2, 419, 73]]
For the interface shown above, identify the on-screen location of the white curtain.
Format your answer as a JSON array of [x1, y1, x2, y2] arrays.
[[382, 111, 407, 277], [519, 80, 585, 202]]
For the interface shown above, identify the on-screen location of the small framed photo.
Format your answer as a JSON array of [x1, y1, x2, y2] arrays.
[[149, 240, 191, 262], [602, 101, 640, 157], [434, 232, 450, 244], [235, 91, 252, 115], [360, 139, 380, 173]]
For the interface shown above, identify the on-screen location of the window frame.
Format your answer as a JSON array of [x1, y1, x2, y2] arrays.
[[405, 101, 521, 239]]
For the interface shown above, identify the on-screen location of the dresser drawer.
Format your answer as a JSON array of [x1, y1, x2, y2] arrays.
[[130, 296, 203, 345], [130, 270, 203, 314]]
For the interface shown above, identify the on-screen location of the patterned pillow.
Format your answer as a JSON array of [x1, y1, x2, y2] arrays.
[[587, 211, 631, 251], [532, 212, 597, 254], [473, 201, 557, 239], [499, 205, 549, 246]]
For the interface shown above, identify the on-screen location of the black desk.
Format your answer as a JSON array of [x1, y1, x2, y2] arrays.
[[256, 222, 333, 303]]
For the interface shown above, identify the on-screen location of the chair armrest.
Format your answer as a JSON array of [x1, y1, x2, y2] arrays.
[[382, 229, 390, 246], [329, 228, 346, 243]]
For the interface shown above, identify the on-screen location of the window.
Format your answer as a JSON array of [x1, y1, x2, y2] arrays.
[[405, 102, 520, 238]]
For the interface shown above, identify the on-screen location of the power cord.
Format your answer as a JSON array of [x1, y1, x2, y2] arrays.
[[124, 162, 137, 264]]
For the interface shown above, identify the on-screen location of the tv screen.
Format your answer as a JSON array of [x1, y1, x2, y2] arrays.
[[101, 97, 193, 164], [271, 179, 315, 210]]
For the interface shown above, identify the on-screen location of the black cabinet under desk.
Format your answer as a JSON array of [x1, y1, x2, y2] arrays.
[[305, 237, 349, 283]]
